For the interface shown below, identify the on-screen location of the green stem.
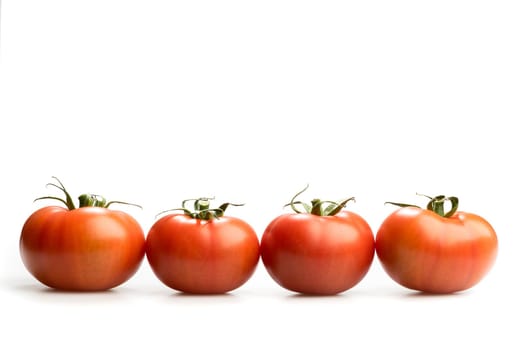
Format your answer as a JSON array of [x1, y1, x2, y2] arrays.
[[34, 177, 76, 210], [156, 197, 244, 220], [310, 199, 323, 216], [288, 185, 311, 214], [79, 194, 106, 208], [34, 177, 141, 210], [386, 194, 459, 218], [427, 195, 459, 218], [285, 185, 354, 216]]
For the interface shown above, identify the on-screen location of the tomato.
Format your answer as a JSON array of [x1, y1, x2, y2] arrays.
[[375, 195, 498, 294], [145, 198, 260, 294], [260, 186, 375, 295], [20, 178, 145, 291]]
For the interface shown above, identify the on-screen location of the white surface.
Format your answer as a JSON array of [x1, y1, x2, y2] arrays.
[[1, 1, 523, 349]]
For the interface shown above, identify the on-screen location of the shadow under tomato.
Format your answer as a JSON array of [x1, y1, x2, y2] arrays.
[[285, 292, 347, 299], [401, 290, 470, 299], [171, 291, 237, 298], [40, 287, 119, 295], [11, 281, 118, 294], [9, 280, 127, 305], [164, 291, 244, 305]]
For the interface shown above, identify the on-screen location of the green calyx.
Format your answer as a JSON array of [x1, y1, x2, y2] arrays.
[[285, 185, 355, 216], [157, 197, 244, 220], [385, 194, 459, 218], [34, 176, 142, 210]]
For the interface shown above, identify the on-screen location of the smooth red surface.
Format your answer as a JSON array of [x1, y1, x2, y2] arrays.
[[260, 211, 375, 295], [20, 206, 146, 291], [376, 206, 498, 293], [145, 214, 260, 294]]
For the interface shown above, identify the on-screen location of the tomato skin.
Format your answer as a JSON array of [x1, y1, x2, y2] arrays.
[[20, 206, 146, 291], [145, 214, 260, 294], [260, 211, 375, 295], [375, 206, 498, 293]]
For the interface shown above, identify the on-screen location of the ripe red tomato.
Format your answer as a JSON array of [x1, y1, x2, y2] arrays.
[[20, 178, 145, 291], [260, 186, 375, 295], [145, 198, 260, 294], [375, 195, 498, 294]]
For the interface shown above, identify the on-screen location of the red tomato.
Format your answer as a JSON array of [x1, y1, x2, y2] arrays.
[[375, 195, 498, 293], [145, 199, 260, 294], [20, 178, 145, 291], [260, 187, 375, 295]]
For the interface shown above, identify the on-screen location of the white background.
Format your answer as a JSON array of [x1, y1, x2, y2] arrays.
[[1, 0, 523, 349]]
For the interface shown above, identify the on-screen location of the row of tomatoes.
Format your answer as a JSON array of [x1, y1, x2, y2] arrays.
[[19, 178, 498, 295]]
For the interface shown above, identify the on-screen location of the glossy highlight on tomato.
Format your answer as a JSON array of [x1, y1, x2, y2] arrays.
[[19, 178, 145, 291], [375, 195, 498, 294]]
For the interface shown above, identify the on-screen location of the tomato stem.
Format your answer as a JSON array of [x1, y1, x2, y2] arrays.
[[156, 197, 244, 220], [34, 177, 141, 210], [34, 177, 76, 210], [285, 185, 354, 216], [426, 195, 459, 218], [386, 194, 459, 218]]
